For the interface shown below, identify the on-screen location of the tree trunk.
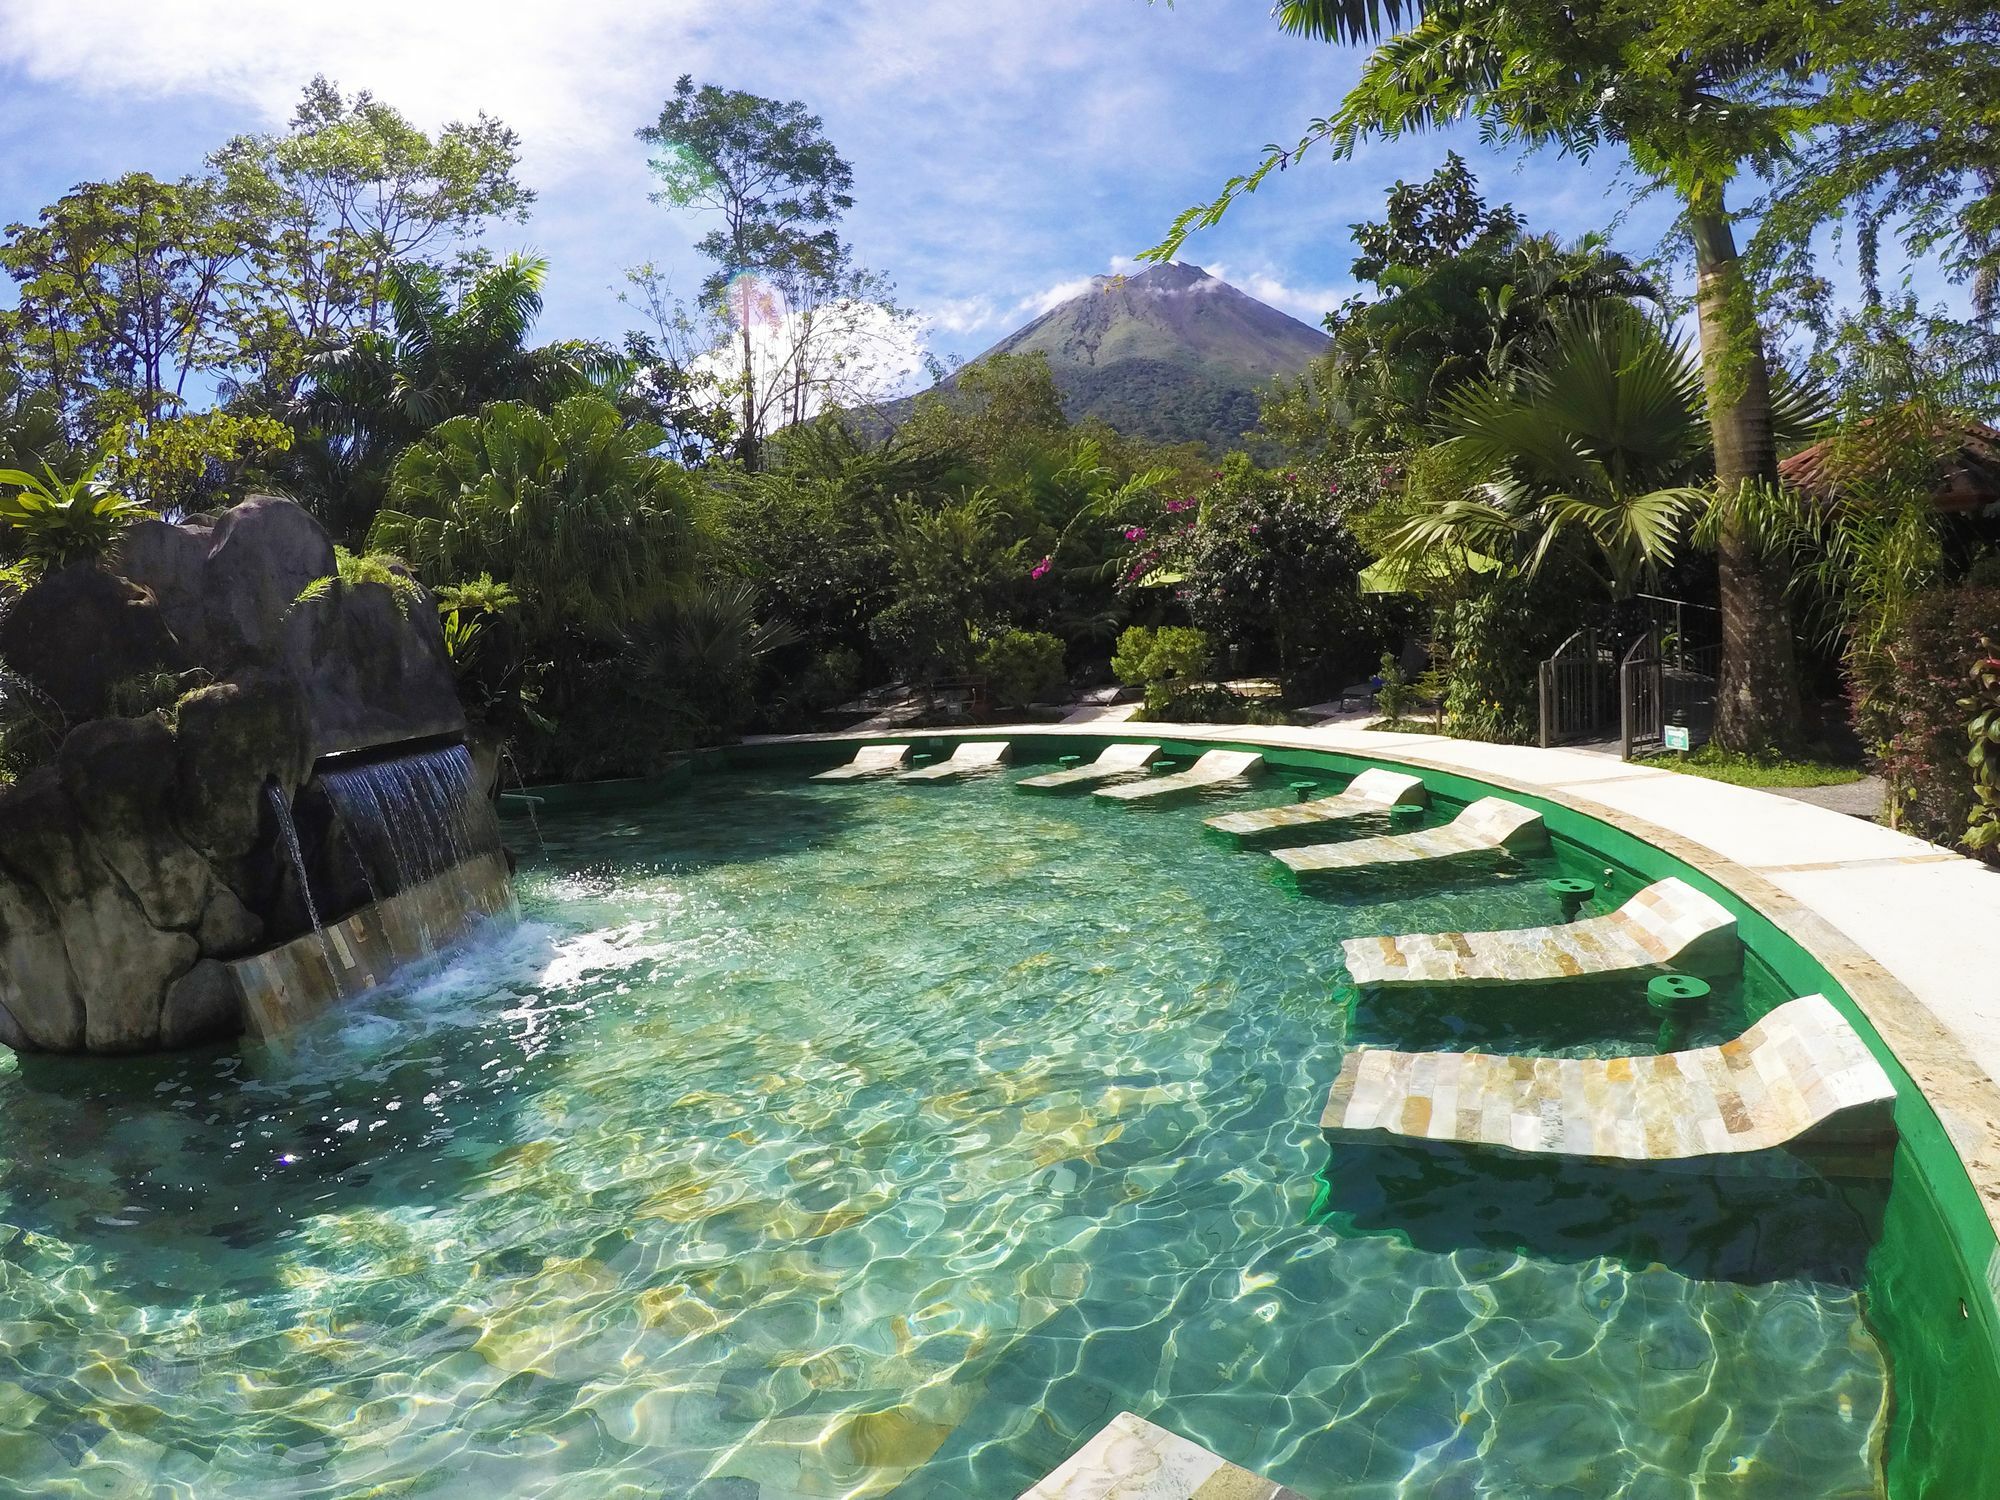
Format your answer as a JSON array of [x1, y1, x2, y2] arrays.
[[737, 313, 760, 471], [1688, 194, 1805, 751]]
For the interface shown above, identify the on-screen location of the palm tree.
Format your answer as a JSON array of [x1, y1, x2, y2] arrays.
[[288, 254, 621, 541], [1385, 309, 1712, 596], [1153, 0, 1817, 748], [370, 394, 697, 645]]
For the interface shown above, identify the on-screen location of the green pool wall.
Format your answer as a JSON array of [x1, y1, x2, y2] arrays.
[[524, 732, 2000, 1499]]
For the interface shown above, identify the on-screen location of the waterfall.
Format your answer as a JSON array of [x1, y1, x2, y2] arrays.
[[316, 742, 503, 904], [265, 781, 324, 934]]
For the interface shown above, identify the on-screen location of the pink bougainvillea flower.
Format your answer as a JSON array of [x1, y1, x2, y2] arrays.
[[1029, 556, 1051, 580]]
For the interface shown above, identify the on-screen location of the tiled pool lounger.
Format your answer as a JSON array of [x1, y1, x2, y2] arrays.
[[1274, 795, 1545, 877], [899, 740, 1011, 781], [1096, 749, 1264, 803], [1204, 768, 1427, 844], [1018, 742, 1161, 791], [1320, 995, 1898, 1164], [1020, 1412, 1304, 1500], [812, 744, 911, 780], [1344, 876, 1740, 986]]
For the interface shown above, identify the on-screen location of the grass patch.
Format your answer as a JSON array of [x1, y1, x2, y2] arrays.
[[1640, 744, 1866, 788]]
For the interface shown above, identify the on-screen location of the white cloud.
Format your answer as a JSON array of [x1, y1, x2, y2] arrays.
[[1204, 263, 1349, 324], [0, 0, 724, 172]]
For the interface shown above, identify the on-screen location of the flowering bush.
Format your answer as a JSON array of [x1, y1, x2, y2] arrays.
[[1108, 456, 1388, 694]]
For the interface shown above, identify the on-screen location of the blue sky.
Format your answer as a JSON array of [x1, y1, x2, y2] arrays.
[[0, 0, 1942, 380]]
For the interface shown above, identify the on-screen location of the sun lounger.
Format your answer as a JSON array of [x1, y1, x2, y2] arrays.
[[1095, 748, 1264, 802], [811, 744, 911, 780], [1019, 1411, 1304, 1500], [898, 740, 1012, 781], [1017, 742, 1161, 791], [1274, 796, 1544, 878], [1320, 994, 1897, 1166], [1204, 768, 1427, 844], [1344, 876, 1739, 986]]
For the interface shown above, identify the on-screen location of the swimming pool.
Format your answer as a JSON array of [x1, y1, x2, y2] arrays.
[[0, 744, 1990, 1497]]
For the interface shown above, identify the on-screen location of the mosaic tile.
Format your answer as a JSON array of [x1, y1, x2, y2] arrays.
[[1018, 1411, 1304, 1500], [900, 741, 1013, 781], [1321, 995, 1898, 1168], [1273, 797, 1545, 877], [1343, 877, 1740, 987], [1018, 744, 1162, 791], [812, 744, 912, 780], [1095, 751, 1264, 803], [1203, 768, 1427, 843]]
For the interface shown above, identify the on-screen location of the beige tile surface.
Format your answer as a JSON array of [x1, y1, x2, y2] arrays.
[[1019, 1412, 1304, 1500]]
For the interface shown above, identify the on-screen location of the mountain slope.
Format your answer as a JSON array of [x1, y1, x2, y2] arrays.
[[886, 262, 1331, 451]]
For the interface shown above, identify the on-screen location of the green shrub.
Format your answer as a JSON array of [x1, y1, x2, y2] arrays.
[[0, 459, 152, 570], [1867, 585, 2000, 861], [1111, 625, 1211, 689], [1372, 651, 1417, 721], [976, 628, 1067, 709], [1144, 682, 1290, 725]]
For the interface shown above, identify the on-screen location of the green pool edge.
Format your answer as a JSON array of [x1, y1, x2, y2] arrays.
[[521, 733, 2000, 1500]]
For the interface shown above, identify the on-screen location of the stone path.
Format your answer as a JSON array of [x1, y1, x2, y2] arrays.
[[1273, 796, 1545, 878], [1204, 768, 1427, 844], [1019, 1412, 1303, 1500], [1343, 876, 1740, 987], [811, 744, 910, 780], [899, 740, 1012, 781], [1773, 775, 1887, 820], [1320, 995, 1899, 1166], [1017, 742, 1160, 791], [1096, 750, 1264, 803]]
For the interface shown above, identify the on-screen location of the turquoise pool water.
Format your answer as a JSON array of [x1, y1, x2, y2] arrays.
[[0, 768, 1890, 1497]]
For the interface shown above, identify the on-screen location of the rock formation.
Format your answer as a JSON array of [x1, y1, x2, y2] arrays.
[[0, 498, 467, 1053]]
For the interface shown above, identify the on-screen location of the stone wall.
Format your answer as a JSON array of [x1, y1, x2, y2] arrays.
[[0, 498, 468, 1053]]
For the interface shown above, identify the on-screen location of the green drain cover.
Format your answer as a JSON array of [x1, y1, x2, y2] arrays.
[[1647, 973, 1713, 1010]]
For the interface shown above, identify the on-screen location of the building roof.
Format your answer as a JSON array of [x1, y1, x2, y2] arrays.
[[1778, 419, 2000, 514]]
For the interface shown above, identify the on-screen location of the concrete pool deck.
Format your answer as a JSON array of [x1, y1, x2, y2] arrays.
[[763, 719, 2000, 1237]]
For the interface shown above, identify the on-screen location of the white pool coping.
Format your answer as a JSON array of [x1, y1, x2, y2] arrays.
[[764, 719, 2000, 1234]]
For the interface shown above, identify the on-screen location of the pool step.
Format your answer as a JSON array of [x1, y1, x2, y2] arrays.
[[1018, 742, 1162, 792], [1019, 1411, 1303, 1500], [1320, 995, 1898, 1167], [900, 740, 1012, 781], [1204, 768, 1427, 845], [1096, 750, 1264, 803], [1343, 876, 1740, 987], [812, 743, 911, 780], [1273, 795, 1545, 879]]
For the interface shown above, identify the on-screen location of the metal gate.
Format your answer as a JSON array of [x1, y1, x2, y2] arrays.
[[1537, 629, 1612, 747], [1619, 629, 1664, 759], [1618, 617, 1721, 760]]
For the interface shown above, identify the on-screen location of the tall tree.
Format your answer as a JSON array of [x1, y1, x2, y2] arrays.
[[0, 173, 244, 438], [637, 75, 855, 468], [211, 77, 532, 403], [1150, 0, 1815, 748]]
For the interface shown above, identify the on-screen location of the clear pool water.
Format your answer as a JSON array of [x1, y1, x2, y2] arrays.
[[0, 768, 1890, 1497]]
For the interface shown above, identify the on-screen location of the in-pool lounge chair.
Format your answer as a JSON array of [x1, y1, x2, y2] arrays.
[[1343, 876, 1740, 987], [1205, 768, 1428, 845], [811, 744, 911, 781], [1273, 796, 1544, 879], [1017, 742, 1161, 792], [1019, 1411, 1304, 1500], [1319, 994, 1898, 1167], [1095, 749, 1264, 803], [898, 740, 1012, 781]]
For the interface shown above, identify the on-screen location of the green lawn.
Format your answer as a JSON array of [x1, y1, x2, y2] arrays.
[[1640, 744, 1867, 788]]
